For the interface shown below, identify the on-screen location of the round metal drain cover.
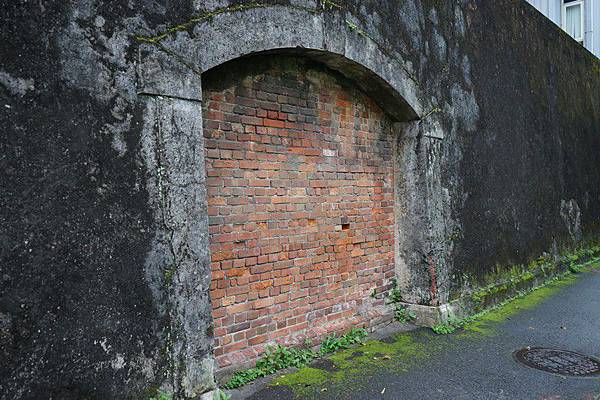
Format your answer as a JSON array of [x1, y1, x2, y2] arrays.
[[514, 347, 600, 377]]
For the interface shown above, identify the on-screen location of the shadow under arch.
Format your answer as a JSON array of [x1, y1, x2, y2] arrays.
[[202, 47, 419, 122]]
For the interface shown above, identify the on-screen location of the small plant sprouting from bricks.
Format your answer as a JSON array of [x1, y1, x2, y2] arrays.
[[386, 279, 416, 323], [387, 278, 401, 303], [222, 328, 368, 389]]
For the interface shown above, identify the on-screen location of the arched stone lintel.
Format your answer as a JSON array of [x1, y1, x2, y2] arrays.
[[137, 4, 424, 121]]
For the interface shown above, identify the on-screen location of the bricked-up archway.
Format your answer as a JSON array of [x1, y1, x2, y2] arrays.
[[203, 56, 398, 368], [137, 4, 432, 394]]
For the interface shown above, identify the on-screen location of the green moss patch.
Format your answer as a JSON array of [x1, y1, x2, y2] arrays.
[[270, 329, 447, 398], [223, 328, 368, 389], [464, 245, 600, 316], [270, 258, 600, 398], [445, 255, 600, 337], [273, 367, 330, 387], [462, 273, 578, 336]]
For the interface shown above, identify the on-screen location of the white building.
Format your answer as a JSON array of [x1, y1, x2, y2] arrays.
[[526, 0, 599, 57]]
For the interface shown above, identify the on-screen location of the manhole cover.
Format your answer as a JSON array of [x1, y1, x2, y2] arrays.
[[514, 347, 600, 377]]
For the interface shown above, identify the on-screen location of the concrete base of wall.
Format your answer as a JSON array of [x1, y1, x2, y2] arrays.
[[199, 390, 215, 400], [398, 302, 464, 327], [403, 251, 600, 328]]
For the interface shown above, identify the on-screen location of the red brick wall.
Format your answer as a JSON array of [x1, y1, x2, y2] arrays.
[[202, 58, 396, 369]]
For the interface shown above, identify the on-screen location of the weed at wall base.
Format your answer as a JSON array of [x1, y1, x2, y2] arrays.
[[384, 278, 416, 324], [222, 328, 368, 389], [431, 255, 600, 335]]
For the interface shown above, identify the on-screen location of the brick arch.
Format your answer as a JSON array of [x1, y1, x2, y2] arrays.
[[202, 55, 398, 369]]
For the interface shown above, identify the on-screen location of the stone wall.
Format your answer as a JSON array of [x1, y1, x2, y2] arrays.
[[1, 0, 599, 398]]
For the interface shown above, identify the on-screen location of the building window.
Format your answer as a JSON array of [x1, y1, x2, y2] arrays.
[[562, 0, 585, 44]]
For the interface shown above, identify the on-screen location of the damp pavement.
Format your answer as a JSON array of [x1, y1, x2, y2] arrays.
[[231, 265, 600, 400]]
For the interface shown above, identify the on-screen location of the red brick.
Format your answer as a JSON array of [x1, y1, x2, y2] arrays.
[[241, 116, 263, 125], [240, 160, 260, 169], [263, 119, 285, 128], [212, 160, 238, 169], [225, 302, 250, 315], [350, 248, 365, 257], [248, 334, 268, 346], [253, 298, 274, 309], [203, 62, 395, 370]]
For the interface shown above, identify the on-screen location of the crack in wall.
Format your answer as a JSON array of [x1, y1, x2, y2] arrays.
[[134, 1, 340, 44], [150, 98, 180, 393], [135, 1, 420, 89]]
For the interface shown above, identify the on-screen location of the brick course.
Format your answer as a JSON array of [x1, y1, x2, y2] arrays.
[[203, 58, 396, 369]]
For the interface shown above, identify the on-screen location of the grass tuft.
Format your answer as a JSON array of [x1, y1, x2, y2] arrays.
[[222, 328, 368, 389]]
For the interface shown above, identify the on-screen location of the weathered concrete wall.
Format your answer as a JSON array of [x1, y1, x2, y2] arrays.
[[453, 1, 600, 290], [1, 0, 599, 398], [0, 1, 213, 398]]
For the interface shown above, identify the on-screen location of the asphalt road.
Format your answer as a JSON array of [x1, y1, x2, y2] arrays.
[[240, 267, 600, 400]]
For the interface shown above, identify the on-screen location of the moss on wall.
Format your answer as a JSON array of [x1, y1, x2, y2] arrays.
[[463, 243, 600, 313]]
